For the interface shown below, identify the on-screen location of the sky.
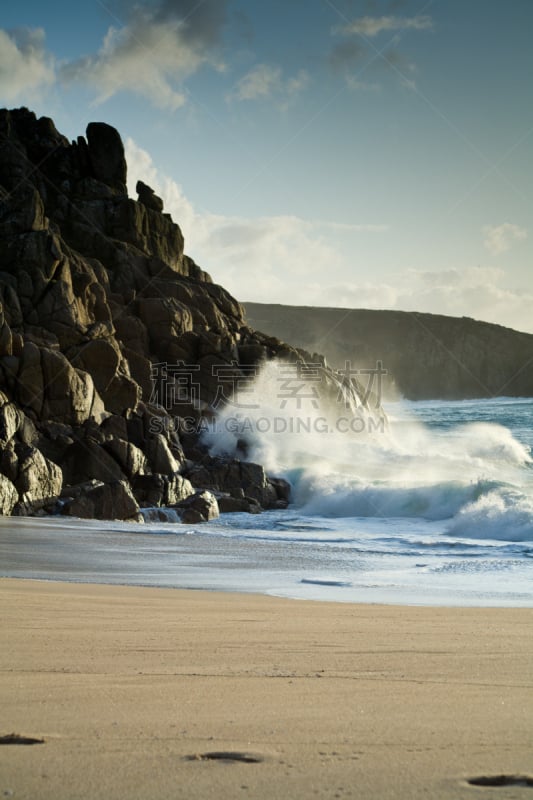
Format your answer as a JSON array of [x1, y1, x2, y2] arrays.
[[1, 0, 532, 332]]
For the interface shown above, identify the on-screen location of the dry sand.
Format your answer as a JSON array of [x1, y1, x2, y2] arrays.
[[1, 578, 532, 799]]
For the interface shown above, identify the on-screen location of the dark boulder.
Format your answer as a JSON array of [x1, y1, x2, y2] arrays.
[[136, 180, 164, 212], [61, 479, 140, 521], [86, 122, 127, 194], [172, 489, 219, 523]]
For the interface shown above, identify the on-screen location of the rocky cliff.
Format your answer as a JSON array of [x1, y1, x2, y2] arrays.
[[0, 108, 374, 521], [245, 303, 533, 401]]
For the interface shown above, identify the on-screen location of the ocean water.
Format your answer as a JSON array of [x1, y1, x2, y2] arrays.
[[1, 388, 533, 606]]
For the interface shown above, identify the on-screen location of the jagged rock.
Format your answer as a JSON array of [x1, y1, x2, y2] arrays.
[[269, 477, 292, 507], [137, 297, 194, 346], [0, 473, 18, 514], [104, 437, 147, 479], [62, 479, 139, 520], [136, 180, 164, 212], [17, 411, 37, 446], [113, 313, 149, 354], [12, 444, 62, 513], [86, 122, 127, 194], [217, 493, 262, 514], [186, 457, 282, 509], [100, 413, 128, 441], [182, 255, 210, 282], [0, 398, 20, 446], [124, 403, 181, 454], [166, 473, 195, 505], [0, 108, 386, 522], [145, 433, 181, 474], [61, 439, 125, 485], [0, 320, 12, 358], [16, 341, 43, 416], [103, 372, 140, 415], [41, 348, 107, 424], [17, 343, 107, 425], [0, 184, 47, 236], [36, 420, 74, 464], [121, 347, 152, 399], [132, 473, 167, 507], [131, 471, 194, 508], [69, 339, 121, 396], [172, 489, 219, 523], [0, 439, 17, 482]]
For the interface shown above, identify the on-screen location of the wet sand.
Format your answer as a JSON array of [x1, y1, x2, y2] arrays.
[[1, 578, 532, 799]]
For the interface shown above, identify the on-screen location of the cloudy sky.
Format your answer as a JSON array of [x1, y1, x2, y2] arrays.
[[1, 0, 532, 331]]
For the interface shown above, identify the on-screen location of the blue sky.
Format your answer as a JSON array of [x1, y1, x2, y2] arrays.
[[1, 0, 532, 331]]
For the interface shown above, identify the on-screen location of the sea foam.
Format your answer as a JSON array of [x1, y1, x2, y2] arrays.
[[203, 361, 533, 541]]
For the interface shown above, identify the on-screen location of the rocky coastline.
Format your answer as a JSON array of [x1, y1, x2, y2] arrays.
[[0, 108, 373, 522]]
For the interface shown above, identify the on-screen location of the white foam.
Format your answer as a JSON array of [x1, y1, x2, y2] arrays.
[[447, 488, 533, 542], [202, 361, 533, 539]]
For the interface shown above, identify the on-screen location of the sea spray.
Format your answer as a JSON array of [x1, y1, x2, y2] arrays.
[[203, 359, 386, 468], [203, 362, 533, 533]]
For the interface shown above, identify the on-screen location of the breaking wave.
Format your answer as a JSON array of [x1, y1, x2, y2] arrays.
[[203, 361, 533, 542]]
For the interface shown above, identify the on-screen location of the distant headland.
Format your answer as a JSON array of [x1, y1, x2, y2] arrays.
[[245, 303, 533, 400]]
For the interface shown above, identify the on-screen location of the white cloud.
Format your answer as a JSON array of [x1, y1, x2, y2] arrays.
[[124, 140, 533, 335], [238, 265, 531, 334], [60, 1, 228, 110], [318, 221, 388, 233], [339, 15, 433, 38], [305, 280, 400, 310], [0, 27, 55, 103], [286, 69, 310, 95], [414, 266, 506, 289], [331, 14, 431, 88], [404, 267, 533, 333], [305, 268, 533, 334], [229, 64, 309, 103], [483, 223, 528, 255], [125, 138, 386, 303], [61, 23, 194, 110], [230, 63, 281, 101]]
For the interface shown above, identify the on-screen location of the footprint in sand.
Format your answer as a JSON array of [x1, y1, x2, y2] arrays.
[[0, 734, 44, 746], [186, 751, 263, 764], [467, 774, 533, 788]]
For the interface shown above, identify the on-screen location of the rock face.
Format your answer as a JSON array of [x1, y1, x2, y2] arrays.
[[0, 108, 372, 521], [86, 122, 127, 194], [245, 303, 533, 400]]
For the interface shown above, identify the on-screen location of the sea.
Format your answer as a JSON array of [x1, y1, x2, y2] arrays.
[[1, 384, 533, 607]]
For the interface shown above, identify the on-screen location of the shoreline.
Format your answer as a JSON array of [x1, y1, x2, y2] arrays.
[[2, 514, 532, 609], [1, 572, 532, 609], [2, 578, 533, 799]]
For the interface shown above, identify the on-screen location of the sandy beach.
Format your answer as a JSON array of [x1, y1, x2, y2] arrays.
[[1, 578, 532, 799]]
